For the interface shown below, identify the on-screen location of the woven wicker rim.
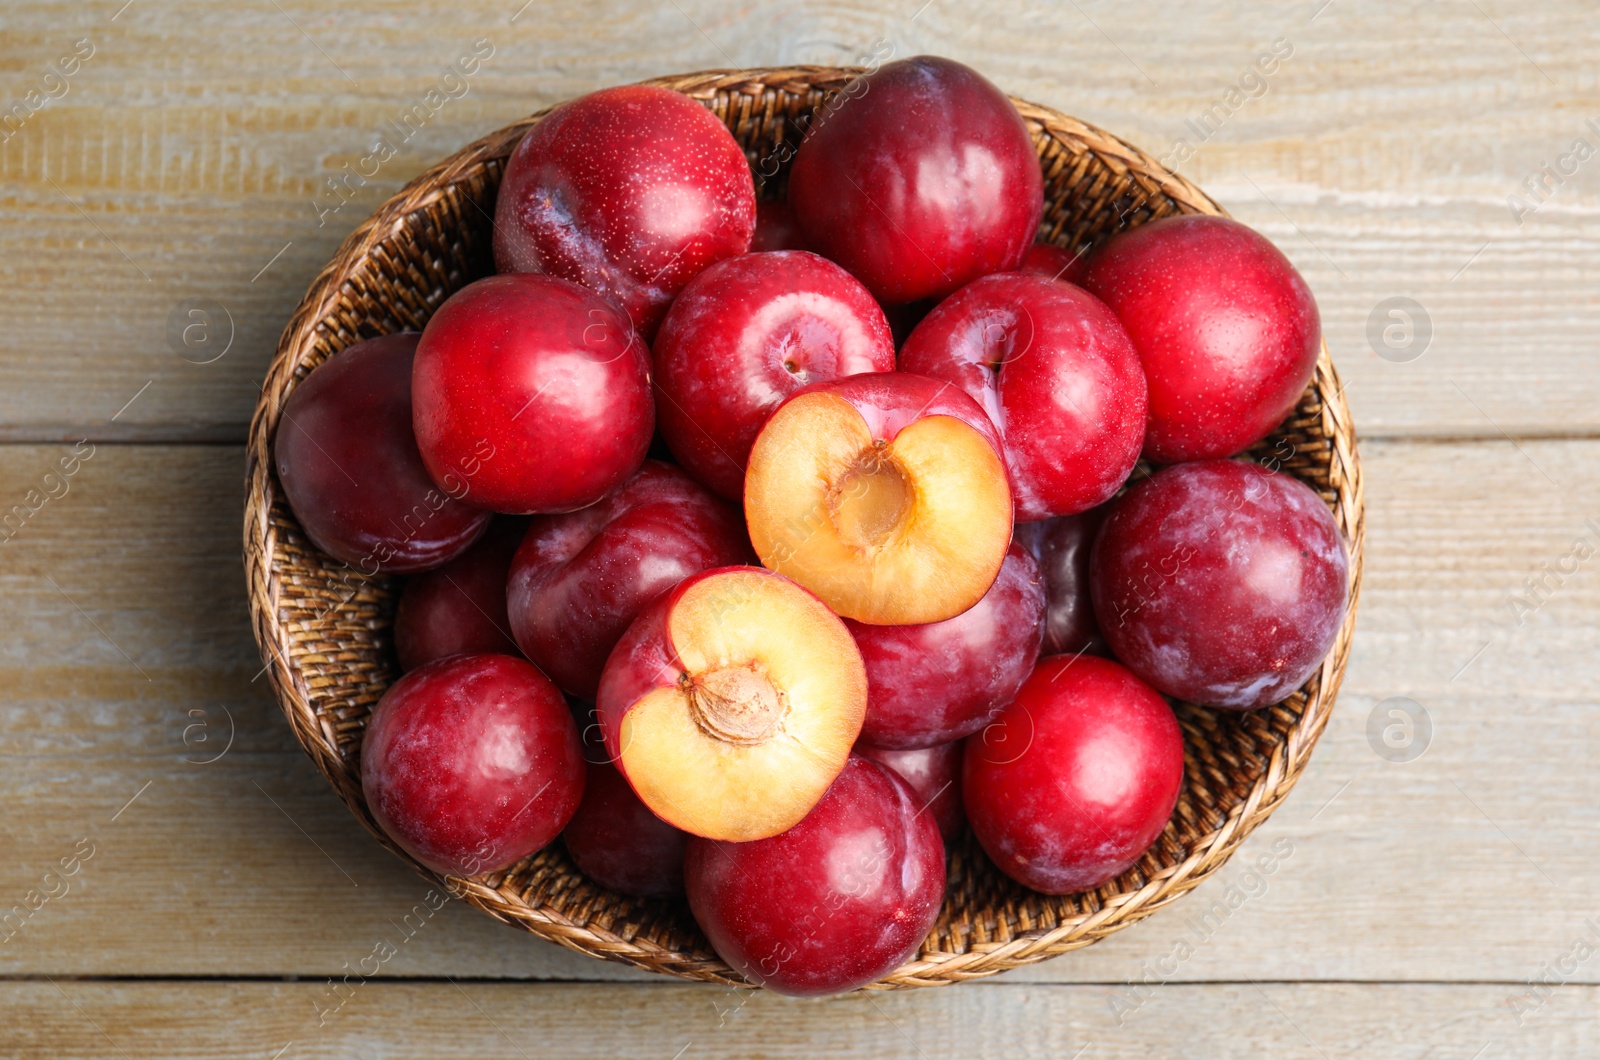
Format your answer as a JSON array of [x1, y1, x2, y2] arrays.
[[244, 66, 1365, 990]]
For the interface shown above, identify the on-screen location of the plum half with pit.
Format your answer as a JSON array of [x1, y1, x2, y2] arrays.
[[744, 371, 1014, 625], [596, 566, 867, 842], [1090, 459, 1349, 709], [684, 754, 945, 996]]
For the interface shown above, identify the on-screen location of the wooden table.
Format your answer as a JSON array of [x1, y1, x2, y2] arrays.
[[2, 1, 1595, 1055]]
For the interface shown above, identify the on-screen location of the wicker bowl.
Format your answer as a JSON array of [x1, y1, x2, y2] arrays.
[[244, 66, 1364, 989]]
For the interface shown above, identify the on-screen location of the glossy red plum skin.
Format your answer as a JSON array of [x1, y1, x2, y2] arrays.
[[493, 84, 755, 339], [412, 274, 654, 515], [848, 543, 1044, 749], [507, 461, 752, 697], [683, 755, 945, 996], [562, 761, 688, 898], [963, 655, 1183, 894], [275, 333, 491, 573], [1089, 459, 1348, 709], [1013, 507, 1109, 657], [653, 251, 895, 500], [900, 272, 1147, 520], [361, 654, 585, 877], [394, 517, 527, 671], [854, 742, 965, 842], [788, 56, 1043, 305], [1079, 215, 1321, 464]]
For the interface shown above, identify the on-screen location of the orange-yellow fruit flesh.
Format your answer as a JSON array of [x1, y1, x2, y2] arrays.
[[616, 569, 866, 842], [745, 393, 1012, 624]]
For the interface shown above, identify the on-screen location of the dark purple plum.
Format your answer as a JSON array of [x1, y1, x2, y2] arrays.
[[562, 762, 688, 898], [275, 333, 490, 573], [1090, 459, 1348, 709], [394, 517, 527, 671], [1014, 507, 1109, 658]]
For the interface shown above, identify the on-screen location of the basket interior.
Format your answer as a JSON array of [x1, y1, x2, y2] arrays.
[[253, 68, 1355, 986]]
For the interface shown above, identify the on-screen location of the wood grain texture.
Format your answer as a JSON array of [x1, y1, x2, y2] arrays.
[[0, 440, 1593, 984], [4, 980, 1594, 1059], [0, 0, 1597, 439], [0, 0, 1594, 1048]]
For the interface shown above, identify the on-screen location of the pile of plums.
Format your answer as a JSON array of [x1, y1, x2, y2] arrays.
[[274, 55, 1347, 997]]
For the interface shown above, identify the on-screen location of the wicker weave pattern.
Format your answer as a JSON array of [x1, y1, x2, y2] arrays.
[[244, 66, 1364, 989]]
